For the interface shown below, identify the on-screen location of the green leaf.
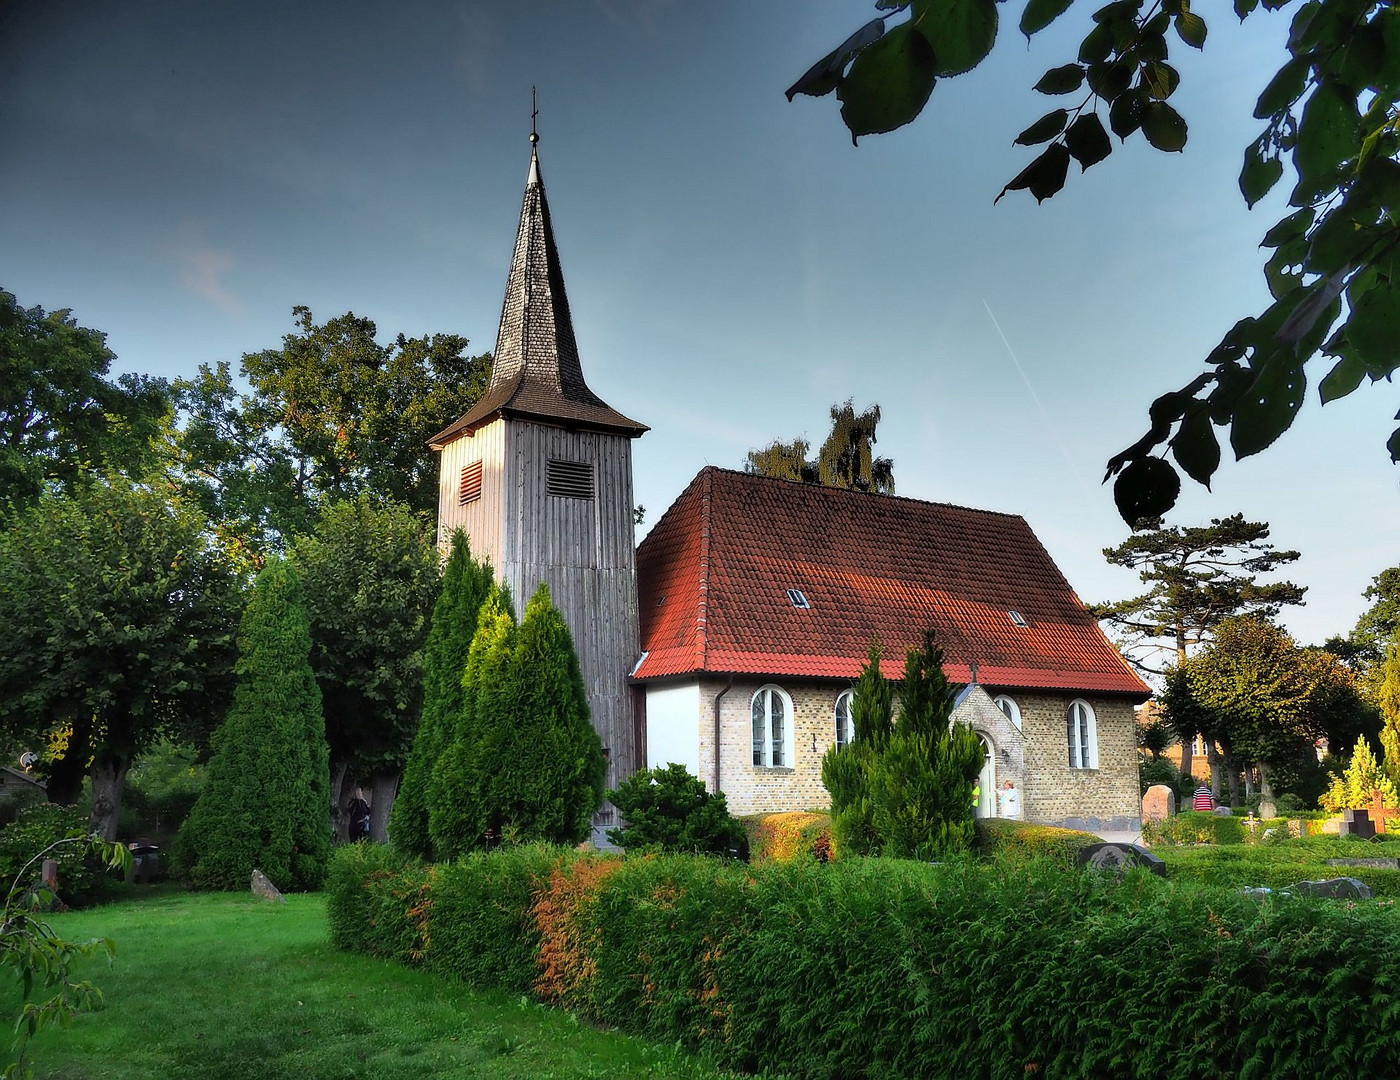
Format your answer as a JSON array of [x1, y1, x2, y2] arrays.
[[996, 143, 1072, 203], [912, 0, 999, 77], [1015, 109, 1069, 145], [1260, 207, 1315, 248], [786, 18, 887, 100], [1021, 0, 1075, 38], [1318, 353, 1367, 403], [1239, 143, 1283, 207], [838, 23, 938, 142], [1264, 242, 1304, 299], [1079, 22, 1114, 63], [1109, 88, 1146, 138], [1141, 101, 1188, 151], [1087, 60, 1133, 100], [1295, 80, 1362, 191], [1143, 61, 1181, 100], [1034, 63, 1086, 94], [1253, 54, 1311, 118], [1348, 280, 1400, 376], [1170, 409, 1221, 488], [1229, 351, 1306, 458], [1235, 0, 1259, 16], [1066, 113, 1113, 168], [1388, 425, 1400, 464], [1175, 11, 1207, 47], [1305, 213, 1369, 276], [1113, 457, 1182, 523]]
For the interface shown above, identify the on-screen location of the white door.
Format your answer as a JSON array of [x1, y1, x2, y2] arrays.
[[977, 735, 995, 819]]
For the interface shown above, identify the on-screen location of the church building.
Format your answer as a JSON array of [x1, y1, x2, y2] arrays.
[[431, 138, 1150, 838]]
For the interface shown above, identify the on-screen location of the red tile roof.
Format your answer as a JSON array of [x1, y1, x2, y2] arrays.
[[634, 467, 1149, 699]]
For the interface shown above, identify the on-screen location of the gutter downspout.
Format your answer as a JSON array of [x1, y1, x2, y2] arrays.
[[713, 674, 735, 795]]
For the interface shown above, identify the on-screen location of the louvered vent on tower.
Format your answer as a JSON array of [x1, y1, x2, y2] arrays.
[[547, 459, 594, 500], [459, 461, 483, 505]]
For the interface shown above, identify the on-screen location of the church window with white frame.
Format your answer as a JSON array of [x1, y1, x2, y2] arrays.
[[993, 694, 1022, 730], [1067, 699, 1098, 769], [752, 685, 790, 767], [834, 690, 855, 751]]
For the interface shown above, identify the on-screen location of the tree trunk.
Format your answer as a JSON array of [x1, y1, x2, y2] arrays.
[[330, 759, 350, 842], [1225, 756, 1242, 808], [1207, 743, 1224, 801], [89, 756, 130, 842], [1179, 738, 1194, 784], [369, 770, 399, 843]]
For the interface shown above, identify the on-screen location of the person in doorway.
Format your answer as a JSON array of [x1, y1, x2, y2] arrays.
[[1192, 781, 1216, 812], [347, 788, 371, 839], [970, 779, 981, 815], [998, 780, 1021, 820]]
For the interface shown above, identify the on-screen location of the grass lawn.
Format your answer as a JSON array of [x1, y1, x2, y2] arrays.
[[19, 889, 741, 1080]]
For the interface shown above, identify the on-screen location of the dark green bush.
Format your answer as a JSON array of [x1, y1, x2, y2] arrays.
[[1138, 753, 1179, 795], [607, 764, 748, 858], [0, 804, 110, 906]]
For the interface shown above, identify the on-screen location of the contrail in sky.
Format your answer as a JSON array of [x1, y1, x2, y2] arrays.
[[982, 299, 1096, 503]]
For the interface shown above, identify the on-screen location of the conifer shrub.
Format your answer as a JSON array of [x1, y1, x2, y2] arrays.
[[822, 643, 890, 857], [739, 811, 832, 863], [472, 584, 605, 845], [973, 818, 1100, 865], [424, 844, 567, 993], [328, 844, 1400, 1078], [391, 530, 494, 860], [608, 764, 748, 858], [427, 586, 515, 860], [174, 560, 332, 891], [324, 842, 429, 962]]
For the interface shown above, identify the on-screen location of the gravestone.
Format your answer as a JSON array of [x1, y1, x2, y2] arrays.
[[250, 869, 286, 903], [1341, 809, 1376, 839], [1213, 806, 1234, 817], [1076, 842, 1167, 879], [1293, 877, 1373, 900], [1258, 798, 1277, 819], [1142, 784, 1175, 822]]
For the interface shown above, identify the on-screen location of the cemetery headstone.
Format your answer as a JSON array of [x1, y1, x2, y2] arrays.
[[1142, 784, 1175, 822], [1213, 806, 1233, 817], [250, 868, 286, 903], [1076, 842, 1167, 879], [1342, 809, 1376, 839], [1258, 798, 1277, 819], [1293, 877, 1373, 900]]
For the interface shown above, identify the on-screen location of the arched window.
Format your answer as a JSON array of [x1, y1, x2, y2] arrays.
[[1067, 699, 1098, 769], [993, 695, 1022, 731], [835, 690, 855, 751], [752, 685, 791, 767]]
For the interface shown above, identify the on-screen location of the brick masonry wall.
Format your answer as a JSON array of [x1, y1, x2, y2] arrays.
[[689, 678, 1140, 828]]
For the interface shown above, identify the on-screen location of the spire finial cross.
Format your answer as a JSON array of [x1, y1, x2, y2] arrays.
[[530, 86, 539, 145]]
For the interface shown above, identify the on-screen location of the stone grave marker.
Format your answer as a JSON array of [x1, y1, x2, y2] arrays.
[[1142, 784, 1175, 822], [1342, 809, 1376, 839], [1076, 842, 1167, 879], [250, 868, 286, 903], [1293, 877, 1373, 900]]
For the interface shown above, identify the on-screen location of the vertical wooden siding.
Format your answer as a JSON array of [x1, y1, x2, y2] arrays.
[[435, 421, 507, 572]]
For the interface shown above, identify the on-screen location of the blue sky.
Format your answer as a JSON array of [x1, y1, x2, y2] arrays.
[[3, 0, 1396, 649]]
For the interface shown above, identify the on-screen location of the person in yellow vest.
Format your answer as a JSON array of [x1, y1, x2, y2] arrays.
[[971, 779, 981, 814]]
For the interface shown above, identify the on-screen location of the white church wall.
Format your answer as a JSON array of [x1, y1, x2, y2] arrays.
[[645, 682, 701, 777]]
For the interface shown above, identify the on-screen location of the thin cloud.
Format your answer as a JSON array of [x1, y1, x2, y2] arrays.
[[163, 222, 242, 314]]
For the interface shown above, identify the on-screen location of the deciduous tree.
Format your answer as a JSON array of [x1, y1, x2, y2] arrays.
[[746, 399, 895, 492], [290, 497, 441, 841], [791, 2, 1400, 521], [0, 479, 238, 836]]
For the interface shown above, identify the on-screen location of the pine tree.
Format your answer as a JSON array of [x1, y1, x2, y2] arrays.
[[390, 530, 494, 858], [427, 585, 515, 860], [1322, 737, 1399, 812], [175, 560, 331, 890], [478, 584, 606, 844]]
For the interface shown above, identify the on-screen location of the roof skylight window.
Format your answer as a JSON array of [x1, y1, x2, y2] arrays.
[[787, 589, 810, 609], [1008, 610, 1028, 627]]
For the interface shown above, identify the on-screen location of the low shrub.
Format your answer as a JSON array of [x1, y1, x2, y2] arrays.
[[329, 846, 1400, 1078], [973, 818, 1100, 865], [324, 842, 430, 963], [607, 764, 748, 859], [739, 811, 833, 863], [1142, 809, 1246, 845], [1154, 835, 1400, 896], [0, 804, 112, 906]]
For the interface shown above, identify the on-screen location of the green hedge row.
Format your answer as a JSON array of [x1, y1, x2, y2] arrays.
[[1154, 836, 1400, 896], [327, 843, 1400, 1078]]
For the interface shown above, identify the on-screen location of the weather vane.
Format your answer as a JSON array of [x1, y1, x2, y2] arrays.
[[531, 86, 539, 145]]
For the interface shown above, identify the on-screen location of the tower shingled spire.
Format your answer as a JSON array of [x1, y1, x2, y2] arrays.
[[429, 136, 646, 447]]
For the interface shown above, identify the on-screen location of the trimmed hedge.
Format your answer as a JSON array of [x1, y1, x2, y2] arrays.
[[973, 818, 1101, 864], [328, 843, 1400, 1078], [1142, 809, 1247, 845], [1154, 835, 1400, 896], [739, 811, 832, 863]]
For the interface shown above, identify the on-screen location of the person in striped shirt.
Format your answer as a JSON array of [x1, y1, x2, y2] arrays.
[[1192, 783, 1216, 812]]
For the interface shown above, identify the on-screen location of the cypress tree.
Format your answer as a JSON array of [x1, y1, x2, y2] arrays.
[[175, 559, 331, 890], [391, 530, 494, 858], [480, 584, 605, 844], [427, 585, 515, 860], [822, 643, 892, 856]]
